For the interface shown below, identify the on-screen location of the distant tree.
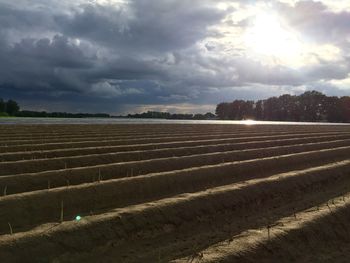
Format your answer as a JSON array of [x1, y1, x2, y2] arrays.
[[0, 98, 5, 113], [299, 91, 327, 121], [169, 113, 193, 119], [325, 96, 343, 122], [263, 97, 280, 120], [231, 100, 251, 120], [340, 96, 350, 122], [204, 112, 216, 119], [231, 100, 242, 119], [241, 100, 255, 119], [193, 114, 205, 120], [277, 94, 296, 121], [215, 90, 350, 122], [255, 100, 264, 120], [129, 111, 172, 119], [215, 103, 231, 119], [5, 100, 20, 116], [289, 97, 302, 122]]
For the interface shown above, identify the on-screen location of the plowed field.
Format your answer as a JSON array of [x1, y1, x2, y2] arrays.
[[1, 123, 350, 262]]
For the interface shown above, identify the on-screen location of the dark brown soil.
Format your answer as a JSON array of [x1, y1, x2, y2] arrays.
[[1, 123, 350, 262]]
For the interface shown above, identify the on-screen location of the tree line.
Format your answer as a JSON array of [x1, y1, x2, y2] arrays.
[[0, 98, 20, 116], [127, 111, 216, 120], [0, 98, 109, 118], [216, 91, 350, 122], [15, 111, 110, 118]]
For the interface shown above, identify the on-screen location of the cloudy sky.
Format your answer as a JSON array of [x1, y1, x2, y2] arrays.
[[1, 0, 350, 114]]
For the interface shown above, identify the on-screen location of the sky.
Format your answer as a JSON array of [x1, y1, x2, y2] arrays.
[[1, 0, 350, 114]]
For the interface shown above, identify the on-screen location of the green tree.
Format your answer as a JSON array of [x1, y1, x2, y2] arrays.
[[6, 100, 20, 116]]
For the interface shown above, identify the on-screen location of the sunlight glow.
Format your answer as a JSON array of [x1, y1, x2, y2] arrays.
[[244, 13, 303, 67], [242, 119, 257, 126]]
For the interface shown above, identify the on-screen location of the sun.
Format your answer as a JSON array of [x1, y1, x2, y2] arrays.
[[244, 13, 304, 67]]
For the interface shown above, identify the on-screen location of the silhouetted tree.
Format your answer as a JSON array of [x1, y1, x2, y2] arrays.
[[204, 112, 216, 119], [325, 96, 343, 122], [242, 100, 255, 119], [255, 100, 264, 120], [0, 98, 5, 113], [340, 96, 350, 122], [278, 94, 296, 121], [5, 100, 20, 115], [215, 103, 232, 120], [264, 97, 280, 120], [299, 91, 327, 121], [215, 90, 350, 123], [231, 100, 245, 119]]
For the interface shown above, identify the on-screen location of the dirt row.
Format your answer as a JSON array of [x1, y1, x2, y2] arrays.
[[2, 124, 349, 143], [0, 125, 297, 138], [1, 123, 350, 262], [1, 146, 350, 235], [2, 129, 283, 146], [1, 139, 350, 195], [2, 134, 350, 175], [205, 199, 350, 263], [0, 131, 305, 153], [3, 130, 342, 153], [172, 192, 350, 263], [0, 131, 346, 160], [1, 160, 350, 262], [5, 123, 337, 140], [1, 125, 349, 145]]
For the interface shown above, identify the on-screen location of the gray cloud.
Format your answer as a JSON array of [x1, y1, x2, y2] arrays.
[[275, 1, 350, 44], [57, 0, 226, 53]]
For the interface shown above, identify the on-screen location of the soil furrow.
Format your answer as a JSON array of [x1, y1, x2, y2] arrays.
[[1, 134, 350, 175], [2, 160, 350, 262], [0, 131, 345, 160], [1, 146, 350, 234]]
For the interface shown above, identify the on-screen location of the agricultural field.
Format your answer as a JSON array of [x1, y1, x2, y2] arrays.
[[1, 123, 350, 262]]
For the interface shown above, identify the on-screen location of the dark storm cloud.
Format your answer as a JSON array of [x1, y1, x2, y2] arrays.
[[58, 0, 225, 53], [0, 0, 230, 112], [0, 0, 350, 113], [0, 35, 94, 92]]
